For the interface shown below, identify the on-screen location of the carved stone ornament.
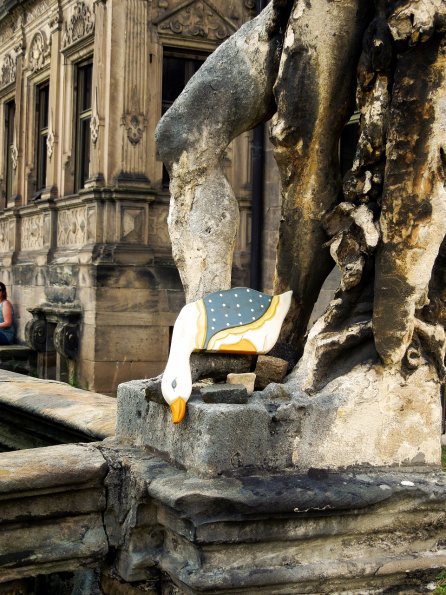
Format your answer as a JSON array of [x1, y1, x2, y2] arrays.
[[62, 1, 95, 49], [10, 145, 18, 171], [90, 87, 99, 144], [47, 128, 55, 159], [0, 53, 16, 89], [90, 112, 99, 144], [122, 113, 147, 146], [53, 321, 79, 360], [25, 316, 48, 352], [155, 0, 236, 41], [29, 31, 49, 72]]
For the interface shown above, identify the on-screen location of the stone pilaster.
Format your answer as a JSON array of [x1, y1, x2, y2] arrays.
[[91, 0, 151, 188], [41, 4, 63, 200]]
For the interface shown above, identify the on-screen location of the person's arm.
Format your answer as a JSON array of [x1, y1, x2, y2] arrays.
[[0, 300, 13, 329]]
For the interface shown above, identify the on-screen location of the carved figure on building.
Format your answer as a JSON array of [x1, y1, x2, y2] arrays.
[[0, 53, 16, 88], [62, 1, 95, 48], [28, 31, 49, 72], [157, 0, 446, 465], [154, 0, 237, 41]]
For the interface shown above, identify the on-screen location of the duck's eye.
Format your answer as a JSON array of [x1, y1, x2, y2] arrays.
[[171, 379, 177, 389]]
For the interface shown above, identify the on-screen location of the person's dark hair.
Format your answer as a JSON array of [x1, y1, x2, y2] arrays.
[[0, 283, 7, 300]]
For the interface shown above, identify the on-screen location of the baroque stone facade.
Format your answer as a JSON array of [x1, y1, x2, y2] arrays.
[[0, 0, 261, 394]]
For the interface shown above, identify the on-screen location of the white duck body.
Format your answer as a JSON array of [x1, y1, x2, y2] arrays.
[[161, 288, 293, 423]]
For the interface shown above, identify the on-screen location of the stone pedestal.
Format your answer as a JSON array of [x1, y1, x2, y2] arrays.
[[113, 371, 446, 593], [102, 445, 446, 594], [117, 358, 443, 476]]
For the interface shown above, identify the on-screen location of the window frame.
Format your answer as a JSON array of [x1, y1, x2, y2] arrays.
[[73, 57, 93, 193], [35, 80, 50, 192], [3, 97, 16, 203], [161, 47, 208, 187]]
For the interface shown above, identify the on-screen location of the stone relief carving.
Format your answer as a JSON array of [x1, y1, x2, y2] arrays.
[[46, 128, 55, 159], [22, 215, 45, 251], [25, 0, 51, 25], [28, 31, 49, 72], [86, 206, 96, 242], [62, 1, 95, 48], [0, 53, 16, 88], [155, 0, 236, 41], [90, 89, 99, 144], [0, 221, 10, 253], [90, 112, 99, 144], [0, 15, 15, 45], [57, 207, 89, 247], [121, 113, 147, 146]]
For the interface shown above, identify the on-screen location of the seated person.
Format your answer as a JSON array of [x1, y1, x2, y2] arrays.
[[0, 282, 15, 345]]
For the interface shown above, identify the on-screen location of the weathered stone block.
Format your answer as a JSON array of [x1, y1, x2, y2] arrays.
[[227, 372, 256, 395], [200, 383, 248, 404], [254, 354, 288, 389], [117, 380, 271, 476]]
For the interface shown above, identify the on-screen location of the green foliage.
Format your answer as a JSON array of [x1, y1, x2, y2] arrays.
[[433, 571, 446, 595]]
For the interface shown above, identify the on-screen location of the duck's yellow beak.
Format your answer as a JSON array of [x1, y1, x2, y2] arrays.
[[170, 397, 187, 424]]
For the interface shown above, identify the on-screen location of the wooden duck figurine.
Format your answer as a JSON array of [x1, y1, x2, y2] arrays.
[[161, 287, 293, 423]]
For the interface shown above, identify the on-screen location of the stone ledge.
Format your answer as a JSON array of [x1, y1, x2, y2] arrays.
[[0, 369, 116, 450], [0, 345, 34, 356], [0, 443, 109, 583], [100, 447, 446, 593], [0, 345, 37, 376]]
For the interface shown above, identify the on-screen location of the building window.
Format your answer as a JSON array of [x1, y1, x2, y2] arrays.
[[161, 48, 207, 187], [35, 82, 49, 192], [74, 59, 93, 191], [4, 99, 15, 201]]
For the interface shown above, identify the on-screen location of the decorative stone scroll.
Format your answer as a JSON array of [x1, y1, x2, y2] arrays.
[[54, 322, 79, 360], [25, 314, 47, 352], [0, 53, 16, 89], [28, 31, 49, 72], [62, 1, 95, 49], [27, 304, 81, 360], [155, 0, 236, 41]]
